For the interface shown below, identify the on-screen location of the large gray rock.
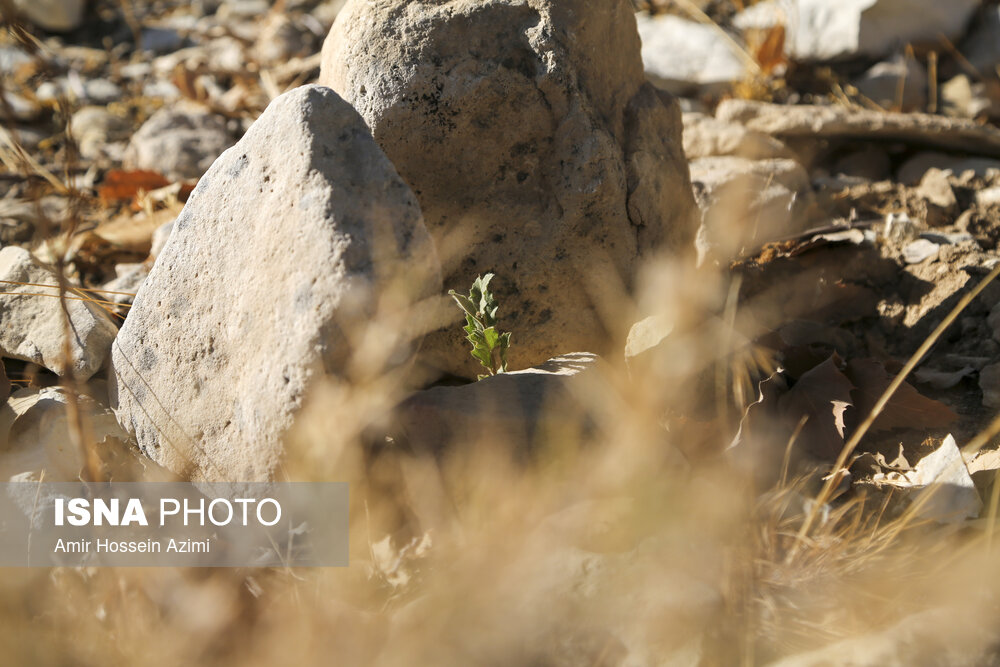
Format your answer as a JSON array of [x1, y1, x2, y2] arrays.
[[734, 0, 979, 62], [124, 103, 235, 181], [0, 246, 117, 379], [320, 0, 697, 378], [110, 85, 441, 482]]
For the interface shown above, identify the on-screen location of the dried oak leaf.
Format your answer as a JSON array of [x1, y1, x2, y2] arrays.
[[778, 355, 855, 461], [98, 170, 171, 204], [845, 358, 958, 433]]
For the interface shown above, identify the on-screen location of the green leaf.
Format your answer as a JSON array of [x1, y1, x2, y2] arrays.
[[483, 327, 500, 349]]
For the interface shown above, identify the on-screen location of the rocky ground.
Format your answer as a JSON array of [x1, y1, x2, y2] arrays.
[[5, 0, 1000, 665]]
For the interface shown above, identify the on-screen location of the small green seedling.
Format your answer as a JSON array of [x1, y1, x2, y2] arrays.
[[449, 273, 512, 380]]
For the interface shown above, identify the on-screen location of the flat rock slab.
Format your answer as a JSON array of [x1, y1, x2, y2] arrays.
[[321, 0, 697, 377], [0, 246, 117, 379], [111, 85, 440, 482], [717, 100, 1000, 158], [392, 353, 600, 457]]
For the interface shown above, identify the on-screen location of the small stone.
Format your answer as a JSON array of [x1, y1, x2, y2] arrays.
[[682, 112, 792, 161], [0, 387, 128, 481], [83, 79, 121, 105], [917, 167, 958, 226], [0, 247, 117, 379], [70, 106, 129, 161], [690, 156, 814, 262], [920, 231, 975, 246], [902, 238, 940, 264], [897, 152, 1000, 185], [981, 363, 1000, 409], [11, 0, 85, 32], [1, 92, 40, 122], [141, 27, 185, 54], [940, 75, 993, 120], [976, 187, 1000, 208], [124, 103, 234, 181], [882, 212, 920, 244], [111, 85, 440, 481]]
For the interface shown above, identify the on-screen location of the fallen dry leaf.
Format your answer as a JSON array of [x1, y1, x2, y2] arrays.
[[845, 358, 958, 433], [778, 355, 855, 461], [752, 23, 787, 75], [98, 169, 171, 204]]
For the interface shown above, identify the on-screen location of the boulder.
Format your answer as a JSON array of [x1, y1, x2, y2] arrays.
[[124, 103, 235, 181], [110, 85, 441, 481], [0, 246, 118, 379], [320, 0, 697, 377]]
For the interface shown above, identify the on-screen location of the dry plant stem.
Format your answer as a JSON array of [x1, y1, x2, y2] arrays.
[[928, 51, 938, 114], [718, 275, 743, 432], [0, 292, 129, 308], [788, 261, 1000, 563], [937, 33, 982, 81]]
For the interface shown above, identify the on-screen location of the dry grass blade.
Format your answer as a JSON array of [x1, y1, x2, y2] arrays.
[[0, 279, 137, 297], [0, 291, 130, 309]]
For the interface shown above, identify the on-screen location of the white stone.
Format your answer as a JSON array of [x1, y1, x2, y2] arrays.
[[636, 14, 748, 94], [734, 0, 979, 62], [0, 247, 117, 379], [124, 103, 234, 181], [902, 239, 940, 264]]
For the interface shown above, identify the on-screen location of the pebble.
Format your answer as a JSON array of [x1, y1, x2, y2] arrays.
[[902, 238, 940, 264]]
